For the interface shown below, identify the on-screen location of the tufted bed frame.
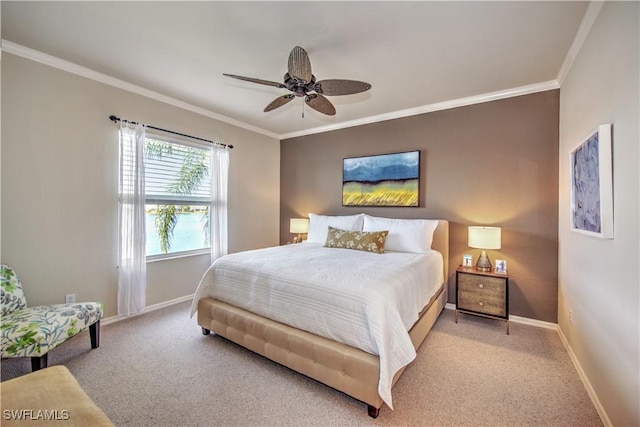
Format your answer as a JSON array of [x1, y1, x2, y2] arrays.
[[197, 220, 449, 418]]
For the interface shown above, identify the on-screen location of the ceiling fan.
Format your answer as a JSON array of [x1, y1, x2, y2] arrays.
[[223, 46, 371, 116]]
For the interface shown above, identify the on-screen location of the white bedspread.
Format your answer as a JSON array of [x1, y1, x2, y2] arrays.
[[190, 242, 444, 409]]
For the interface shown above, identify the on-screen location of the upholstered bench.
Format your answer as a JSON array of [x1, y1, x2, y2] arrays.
[[0, 365, 114, 426], [1, 265, 103, 371]]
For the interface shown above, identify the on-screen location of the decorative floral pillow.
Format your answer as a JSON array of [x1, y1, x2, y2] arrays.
[[1, 265, 27, 316], [324, 226, 389, 254]]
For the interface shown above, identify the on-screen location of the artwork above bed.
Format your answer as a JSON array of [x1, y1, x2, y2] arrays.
[[342, 151, 420, 207]]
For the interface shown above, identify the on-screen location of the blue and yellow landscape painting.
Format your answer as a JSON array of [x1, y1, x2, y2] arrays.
[[342, 151, 419, 207]]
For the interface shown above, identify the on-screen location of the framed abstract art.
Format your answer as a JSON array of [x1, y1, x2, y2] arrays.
[[342, 151, 420, 207], [569, 124, 613, 239]]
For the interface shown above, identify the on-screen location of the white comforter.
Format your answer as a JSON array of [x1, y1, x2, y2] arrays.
[[190, 242, 444, 409]]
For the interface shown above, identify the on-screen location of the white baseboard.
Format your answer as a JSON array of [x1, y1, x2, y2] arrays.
[[557, 327, 612, 427], [445, 303, 610, 426], [100, 294, 194, 326], [444, 303, 558, 330], [508, 314, 558, 330]]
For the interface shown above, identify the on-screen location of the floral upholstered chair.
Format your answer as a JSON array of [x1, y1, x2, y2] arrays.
[[1, 265, 103, 371]]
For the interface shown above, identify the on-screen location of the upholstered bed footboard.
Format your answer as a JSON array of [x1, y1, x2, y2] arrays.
[[197, 283, 446, 417]]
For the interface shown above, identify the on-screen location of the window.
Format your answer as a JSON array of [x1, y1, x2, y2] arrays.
[[144, 135, 212, 259]]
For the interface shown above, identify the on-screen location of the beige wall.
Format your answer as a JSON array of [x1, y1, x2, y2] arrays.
[[559, 2, 639, 426], [281, 90, 559, 322], [1, 54, 280, 317]]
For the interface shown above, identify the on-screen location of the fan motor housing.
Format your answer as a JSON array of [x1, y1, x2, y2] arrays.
[[284, 73, 316, 96]]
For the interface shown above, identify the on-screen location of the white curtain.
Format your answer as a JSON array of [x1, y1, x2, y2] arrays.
[[118, 122, 147, 316], [210, 147, 230, 264]]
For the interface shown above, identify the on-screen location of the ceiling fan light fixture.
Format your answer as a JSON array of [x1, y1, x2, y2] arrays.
[[223, 46, 371, 116]]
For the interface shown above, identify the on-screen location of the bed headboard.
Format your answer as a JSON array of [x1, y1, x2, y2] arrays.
[[432, 220, 450, 283]]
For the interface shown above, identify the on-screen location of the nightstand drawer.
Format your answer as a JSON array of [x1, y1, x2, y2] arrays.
[[457, 274, 506, 317]]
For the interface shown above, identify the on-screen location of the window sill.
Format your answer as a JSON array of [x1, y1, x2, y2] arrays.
[[146, 249, 210, 263]]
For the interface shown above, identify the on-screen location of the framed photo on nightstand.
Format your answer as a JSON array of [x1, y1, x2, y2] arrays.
[[462, 254, 473, 267], [495, 259, 507, 274]]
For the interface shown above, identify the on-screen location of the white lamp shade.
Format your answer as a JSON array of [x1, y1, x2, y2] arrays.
[[468, 226, 501, 249], [290, 218, 309, 234]]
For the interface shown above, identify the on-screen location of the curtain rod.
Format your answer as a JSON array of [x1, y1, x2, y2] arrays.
[[109, 115, 233, 149]]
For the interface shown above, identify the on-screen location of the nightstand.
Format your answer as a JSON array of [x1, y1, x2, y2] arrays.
[[455, 266, 509, 334]]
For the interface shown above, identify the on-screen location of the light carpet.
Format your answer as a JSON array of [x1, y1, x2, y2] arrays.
[[1, 301, 602, 426]]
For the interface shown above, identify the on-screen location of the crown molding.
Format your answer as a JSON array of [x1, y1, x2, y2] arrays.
[[285, 1, 605, 140], [3, 39, 563, 141], [556, 1, 604, 86], [1, 40, 280, 140], [281, 80, 560, 140]]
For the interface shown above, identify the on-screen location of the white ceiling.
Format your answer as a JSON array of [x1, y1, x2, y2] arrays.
[[1, 1, 590, 139]]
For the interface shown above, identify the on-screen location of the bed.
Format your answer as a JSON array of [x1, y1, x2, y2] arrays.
[[191, 215, 449, 417]]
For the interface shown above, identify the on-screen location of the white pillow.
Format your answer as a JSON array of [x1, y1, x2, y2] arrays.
[[362, 215, 438, 253], [307, 213, 365, 243]]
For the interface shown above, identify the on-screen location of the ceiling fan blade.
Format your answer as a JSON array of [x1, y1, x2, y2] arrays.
[[223, 73, 285, 89], [264, 94, 295, 112], [315, 79, 372, 96], [305, 94, 336, 116], [288, 46, 312, 84]]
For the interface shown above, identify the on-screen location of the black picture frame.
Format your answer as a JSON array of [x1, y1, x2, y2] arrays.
[[342, 151, 420, 207]]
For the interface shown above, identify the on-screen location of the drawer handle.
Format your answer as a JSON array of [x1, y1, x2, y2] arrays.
[[478, 302, 484, 306], [478, 283, 484, 288]]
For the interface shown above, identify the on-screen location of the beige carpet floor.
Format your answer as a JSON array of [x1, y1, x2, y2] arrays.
[[1, 301, 602, 426]]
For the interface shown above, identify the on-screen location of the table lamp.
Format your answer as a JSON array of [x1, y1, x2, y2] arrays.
[[290, 218, 309, 243], [468, 226, 501, 272]]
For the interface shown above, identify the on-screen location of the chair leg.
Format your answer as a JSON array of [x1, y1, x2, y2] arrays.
[[89, 320, 100, 349], [31, 354, 48, 371]]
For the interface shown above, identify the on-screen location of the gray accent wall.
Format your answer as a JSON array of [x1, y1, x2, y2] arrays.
[[281, 90, 560, 322]]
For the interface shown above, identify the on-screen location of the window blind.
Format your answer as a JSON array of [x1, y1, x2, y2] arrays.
[[144, 138, 211, 205]]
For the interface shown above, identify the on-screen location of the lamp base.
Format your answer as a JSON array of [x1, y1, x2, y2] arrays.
[[475, 250, 493, 272]]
